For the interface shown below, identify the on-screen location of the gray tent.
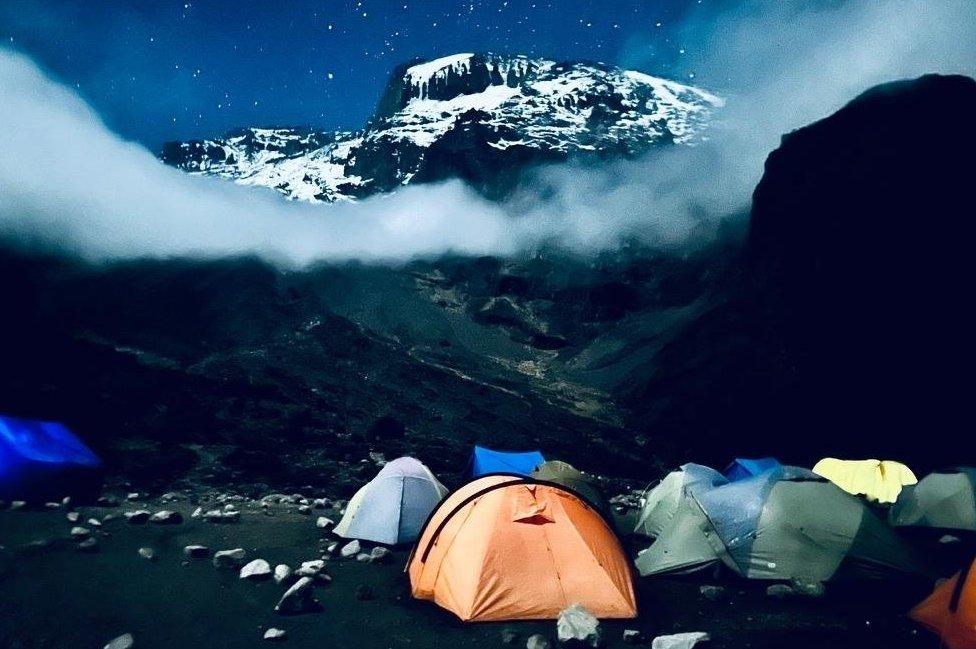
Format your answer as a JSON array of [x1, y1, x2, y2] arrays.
[[889, 468, 976, 531], [633, 463, 727, 538], [334, 457, 448, 545], [530, 460, 612, 519], [636, 466, 930, 582]]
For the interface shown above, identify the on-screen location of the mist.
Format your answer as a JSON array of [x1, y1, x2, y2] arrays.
[[1, 0, 974, 266]]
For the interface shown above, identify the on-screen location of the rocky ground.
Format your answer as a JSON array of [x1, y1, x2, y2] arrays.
[[0, 485, 953, 649]]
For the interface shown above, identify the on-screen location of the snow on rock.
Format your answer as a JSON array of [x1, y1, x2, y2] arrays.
[[162, 52, 721, 204]]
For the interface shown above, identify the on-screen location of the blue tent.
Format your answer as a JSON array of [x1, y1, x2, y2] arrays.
[[723, 457, 782, 482], [469, 445, 545, 478], [0, 415, 102, 500]]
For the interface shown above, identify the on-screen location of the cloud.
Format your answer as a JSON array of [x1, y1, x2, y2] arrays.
[[1, 0, 974, 266]]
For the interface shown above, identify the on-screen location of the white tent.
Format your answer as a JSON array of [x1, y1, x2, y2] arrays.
[[334, 456, 448, 545]]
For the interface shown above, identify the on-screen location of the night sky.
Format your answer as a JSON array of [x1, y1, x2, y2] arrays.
[[1, 0, 715, 150]]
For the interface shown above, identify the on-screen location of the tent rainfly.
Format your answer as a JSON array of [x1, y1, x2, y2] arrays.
[[469, 445, 545, 478], [890, 468, 976, 531], [334, 457, 448, 545], [636, 466, 930, 582], [408, 474, 637, 621], [813, 458, 917, 504], [911, 559, 976, 649], [722, 457, 782, 482], [530, 460, 612, 519], [0, 414, 102, 501], [633, 463, 727, 538]]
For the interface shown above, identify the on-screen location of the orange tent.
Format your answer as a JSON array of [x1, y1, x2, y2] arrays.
[[911, 560, 976, 649], [407, 474, 637, 621]]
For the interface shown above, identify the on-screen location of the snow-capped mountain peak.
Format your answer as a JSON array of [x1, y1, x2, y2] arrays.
[[162, 52, 722, 202]]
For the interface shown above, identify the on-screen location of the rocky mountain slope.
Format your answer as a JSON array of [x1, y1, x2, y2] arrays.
[[160, 53, 722, 201], [3, 75, 972, 494]]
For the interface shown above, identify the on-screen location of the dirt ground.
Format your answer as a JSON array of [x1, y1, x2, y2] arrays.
[[0, 497, 953, 649]]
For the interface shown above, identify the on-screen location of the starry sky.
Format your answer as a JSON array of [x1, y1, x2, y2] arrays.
[[1, 0, 717, 150]]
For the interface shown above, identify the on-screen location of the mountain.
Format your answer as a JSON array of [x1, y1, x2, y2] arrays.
[[160, 53, 722, 202], [3, 74, 972, 495]]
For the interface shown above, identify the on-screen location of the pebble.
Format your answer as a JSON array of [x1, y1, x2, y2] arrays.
[[241, 559, 272, 580], [699, 585, 727, 602], [264, 628, 287, 641], [339, 540, 361, 558], [104, 632, 134, 649], [213, 548, 247, 568], [183, 545, 210, 559], [70, 526, 91, 539], [623, 629, 643, 644]]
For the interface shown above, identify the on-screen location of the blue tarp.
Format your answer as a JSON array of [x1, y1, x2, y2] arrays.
[[0, 415, 102, 500], [470, 445, 545, 478], [722, 457, 782, 482]]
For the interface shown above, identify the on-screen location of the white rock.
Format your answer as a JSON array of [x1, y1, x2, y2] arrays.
[[62, 496, 72, 508], [183, 545, 209, 559], [66, 512, 80, 523], [527, 634, 550, 649], [44, 502, 61, 510], [124, 510, 151, 524], [213, 548, 247, 568], [87, 518, 103, 528], [296, 559, 326, 577], [557, 604, 600, 647], [264, 628, 287, 641], [104, 632, 134, 649], [313, 498, 329, 509], [274, 564, 293, 584], [138, 547, 156, 561], [326, 542, 338, 554], [651, 632, 710, 649], [298, 505, 311, 514], [340, 540, 361, 558], [315, 516, 334, 529], [70, 526, 91, 539], [149, 510, 183, 524], [126, 492, 140, 500], [275, 576, 318, 614], [10, 500, 26, 510], [241, 559, 272, 580], [76, 537, 99, 552], [368, 546, 391, 563], [191, 507, 203, 518]]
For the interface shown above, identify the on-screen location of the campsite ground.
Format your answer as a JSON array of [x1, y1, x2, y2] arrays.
[[0, 497, 950, 649]]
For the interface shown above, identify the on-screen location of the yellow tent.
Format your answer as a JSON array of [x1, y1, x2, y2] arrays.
[[813, 458, 917, 504]]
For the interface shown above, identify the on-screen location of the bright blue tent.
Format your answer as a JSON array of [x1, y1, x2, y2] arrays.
[[723, 457, 782, 482], [469, 445, 545, 478], [0, 415, 102, 500]]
